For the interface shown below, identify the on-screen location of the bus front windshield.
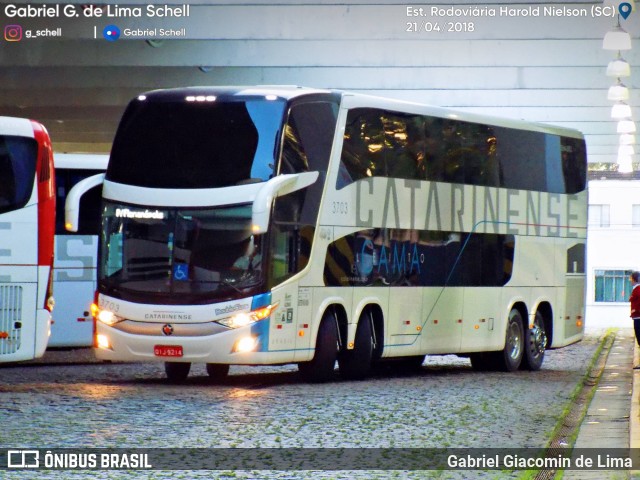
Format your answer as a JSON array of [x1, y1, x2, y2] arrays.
[[99, 201, 265, 304], [107, 97, 286, 189]]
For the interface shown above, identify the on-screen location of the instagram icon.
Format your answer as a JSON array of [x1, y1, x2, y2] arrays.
[[4, 25, 22, 41]]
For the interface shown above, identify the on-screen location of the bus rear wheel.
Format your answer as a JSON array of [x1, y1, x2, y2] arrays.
[[164, 362, 191, 382], [339, 310, 375, 380], [493, 308, 524, 372], [521, 311, 546, 371], [298, 310, 339, 383], [206, 363, 230, 382]]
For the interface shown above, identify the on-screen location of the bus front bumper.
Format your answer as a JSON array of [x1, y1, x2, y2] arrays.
[[93, 320, 275, 365]]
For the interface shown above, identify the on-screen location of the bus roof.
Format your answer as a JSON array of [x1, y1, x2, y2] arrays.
[[0, 116, 38, 138], [133, 86, 584, 140], [137, 86, 333, 102]]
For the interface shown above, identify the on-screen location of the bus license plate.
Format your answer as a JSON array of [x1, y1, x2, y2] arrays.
[[154, 345, 183, 357]]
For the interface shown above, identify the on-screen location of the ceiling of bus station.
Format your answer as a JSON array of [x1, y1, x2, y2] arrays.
[[2, 0, 640, 165]]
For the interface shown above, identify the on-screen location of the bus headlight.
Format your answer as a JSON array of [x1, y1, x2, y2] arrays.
[[234, 336, 258, 353], [216, 302, 279, 329], [96, 334, 112, 350], [96, 309, 124, 326], [46, 296, 55, 312]]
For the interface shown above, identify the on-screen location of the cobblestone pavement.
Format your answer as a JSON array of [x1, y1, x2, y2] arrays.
[[0, 334, 602, 479]]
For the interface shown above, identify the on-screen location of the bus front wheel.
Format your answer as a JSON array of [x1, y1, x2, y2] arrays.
[[164, 362, 191, 382], [298, 310, 339, 383]]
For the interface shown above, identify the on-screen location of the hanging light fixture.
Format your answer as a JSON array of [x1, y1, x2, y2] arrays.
[[621, 133, 636, 145], [619, 144, 635, 156], [617, 154, 634, 173], [603, 25, 632, 50], [612, 101, 633, 119], [608, 80, 630, 100], [607, 55, 632, 77], [618, 119, 637, 133]]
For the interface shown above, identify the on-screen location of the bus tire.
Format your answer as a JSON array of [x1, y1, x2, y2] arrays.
[[493, 308, 524, 372], [521, 311, 546, 371], [339, 311, 374, 380], [206, 363, 230, 381], [298, 310, 339, 383], [164, 362, 191, 382]]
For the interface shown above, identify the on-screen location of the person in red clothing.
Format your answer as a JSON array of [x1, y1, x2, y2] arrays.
[[630, 271, 640, 368]]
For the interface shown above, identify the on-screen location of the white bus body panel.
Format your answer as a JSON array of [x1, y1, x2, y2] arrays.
[[49, 154, 107, 347], [49, 235, 97, 347], [0, 185, 50, 362]]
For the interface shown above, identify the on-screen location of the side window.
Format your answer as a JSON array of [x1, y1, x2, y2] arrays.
[[338, 109, 499, 188], [338, 109, 385, 188], [55, 169, 103, 235], [0, 136, 37, 214], [561, 137, 587, 194], [269, 101, 337, 286], [595, 270, 631, 302], [426, 119, 498, 186], [380, 113, 426, 181], [496, 128, 586, 194], [337, 108, 584, 194]]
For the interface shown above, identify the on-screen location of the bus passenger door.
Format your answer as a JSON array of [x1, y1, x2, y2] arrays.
[[421, 287, 463, 354], [50, 235, 97, 347]]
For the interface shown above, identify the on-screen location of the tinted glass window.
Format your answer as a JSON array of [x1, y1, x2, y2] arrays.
[[0, 135, 37, 214], [269, 101, 338, 287], [99, 201, 265, 305], [324, 228, 514, 287], [107, 98, 286, 188], [338, 108, 586, 194], [55, 169, 103, 235]]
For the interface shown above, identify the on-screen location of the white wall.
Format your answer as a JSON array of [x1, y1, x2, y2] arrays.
[[586, 179, 640, 331]]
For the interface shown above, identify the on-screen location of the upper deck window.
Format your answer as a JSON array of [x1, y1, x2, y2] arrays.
[[107, 97, 286, 189], [338, 108, 586, 194]]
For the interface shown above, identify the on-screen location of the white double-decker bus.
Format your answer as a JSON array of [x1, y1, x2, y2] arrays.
[[0, 116, 56, 362], [66, 87, 587, 381]]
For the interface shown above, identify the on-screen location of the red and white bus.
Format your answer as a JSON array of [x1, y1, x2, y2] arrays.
[[0, 116, 55, 362]]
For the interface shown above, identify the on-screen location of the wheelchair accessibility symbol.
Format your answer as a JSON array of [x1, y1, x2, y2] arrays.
[[173, 263, 189, 281]]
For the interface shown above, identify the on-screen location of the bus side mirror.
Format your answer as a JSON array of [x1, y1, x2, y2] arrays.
[[65, 173, 105, 232], [251, 171, 319, 234]]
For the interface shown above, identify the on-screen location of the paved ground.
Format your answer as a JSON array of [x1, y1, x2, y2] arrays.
[[0, 334, 604, 479]]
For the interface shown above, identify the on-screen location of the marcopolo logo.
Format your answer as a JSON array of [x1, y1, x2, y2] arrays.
[[7, 450, 39, 468], [103, 24, 120, 41]]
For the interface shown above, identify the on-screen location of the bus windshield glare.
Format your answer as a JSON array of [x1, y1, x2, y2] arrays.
[[99, 201, 264, 304], [107, 97, 286, 188]]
